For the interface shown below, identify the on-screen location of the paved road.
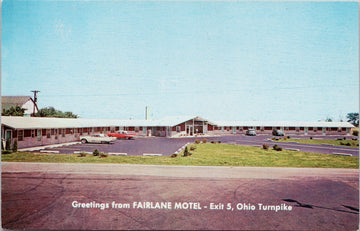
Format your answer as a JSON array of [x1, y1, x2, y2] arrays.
[[37, 135, 359, 157], [2, 162, 359, 230]]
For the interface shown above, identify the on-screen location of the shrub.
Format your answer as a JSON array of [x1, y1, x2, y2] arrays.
[[12, 140, 18, 152], [337, 138, 343, 141], [202, 138, 207, 143], [2, 150, 12, 154], [352, 138, 358, 141], [211, 141, 216, 144], [345, 143, 351, 146], [93, 149, 100, 156], [340, 142, 345, 145], [183, 147, 191, 157], [262, 144, 269, 150], [273, 144, 282, 151], [287, 136, 291, 139], [353, 130, 359, 136], [217, 141, 221, 143], [170, 154, 178, 158], [310, 137, 313, 140], [195, 139, 200, 144], [78, 152, 87, 157], [343, 137, 346, 140], [190, 146, 196, 151], [100, 152, 108, 158], [5, 139, 11, 151]]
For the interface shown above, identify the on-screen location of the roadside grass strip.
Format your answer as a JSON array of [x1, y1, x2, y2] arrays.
[[2, 143, 358, 169]]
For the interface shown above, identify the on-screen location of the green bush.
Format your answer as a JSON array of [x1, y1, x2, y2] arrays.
[[273, 144, 282, 151], [183, 147, 191, 157], [310, 137, 313, 140], [5, 139, 11, 151], [78, 152, 87, 157], [93, 149, 100, 156], [12, 140, 18, 152], [352, 130, 359, 136], [190, 146, 196, 151], [262, 144, 269, 150], [211, 141, 216, 144], [100, 152, 108, 158], [195, 139, 200, 144], [170, 154, 178, 158], [202, 138, 207, 143], [2, 150, 12, 154]]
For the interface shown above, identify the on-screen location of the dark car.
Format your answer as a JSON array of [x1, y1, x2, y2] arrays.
[[272, 129, 284, 136], [246, 129, 257, 136]]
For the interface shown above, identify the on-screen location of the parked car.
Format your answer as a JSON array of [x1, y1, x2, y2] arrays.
[[107, 131, 136, 139], [246, 129, 257, 136], [272, 129, 284, 136], [80, 134, 116, 144]]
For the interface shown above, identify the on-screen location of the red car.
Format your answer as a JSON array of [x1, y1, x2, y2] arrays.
[[107, 131, 135, 139]]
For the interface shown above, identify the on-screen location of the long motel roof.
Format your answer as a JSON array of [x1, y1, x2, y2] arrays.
[[213, 120, 355, 128], [1, 116, 355, 130]]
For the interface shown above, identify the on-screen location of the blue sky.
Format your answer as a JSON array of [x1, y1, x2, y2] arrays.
[[2, 1, 358, 121]]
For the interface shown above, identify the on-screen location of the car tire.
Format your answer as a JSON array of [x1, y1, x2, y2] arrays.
[[81, 139, 87, 144]]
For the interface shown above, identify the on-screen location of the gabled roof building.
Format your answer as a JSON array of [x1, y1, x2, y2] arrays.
[[1, 96, 38, 116], [1, 115, 355, 149]]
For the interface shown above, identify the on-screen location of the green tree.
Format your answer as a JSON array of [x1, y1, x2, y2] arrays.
[[2, 106, 25, 116], [347, 113, 359, 126], [35, 107, 78, 118]]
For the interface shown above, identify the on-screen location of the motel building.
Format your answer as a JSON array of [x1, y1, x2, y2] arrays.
[[1, 115, 355, 149]]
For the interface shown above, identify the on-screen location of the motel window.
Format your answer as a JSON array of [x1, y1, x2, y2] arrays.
[[296, 127, 300, 132], [47, 129, 51, 138], [62, 129, 66, 137], [135, 127, 139, 132], [260, 127, 264, 131], [42, 129, 47, 136], [51, 129, 55, 135], [176, 126, 181, 132], [74, 128, 78, 133], [18, 130, 24, 141], [24, 130, 32, 137]]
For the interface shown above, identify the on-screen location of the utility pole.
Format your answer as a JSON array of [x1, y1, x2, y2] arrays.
[[31, 90, 40, 116]]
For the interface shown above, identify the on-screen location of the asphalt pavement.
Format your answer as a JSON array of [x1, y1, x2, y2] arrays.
[[34, 135, 359, 157]]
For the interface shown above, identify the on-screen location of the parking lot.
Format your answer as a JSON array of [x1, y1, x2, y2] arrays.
[[33, 135, 359, 157]]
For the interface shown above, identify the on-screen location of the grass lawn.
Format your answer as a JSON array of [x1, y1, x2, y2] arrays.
[[2, 143, 358, 169], [275, 137, 359, 147]]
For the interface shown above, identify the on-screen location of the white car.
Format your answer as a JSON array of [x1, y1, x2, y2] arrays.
[[80, 134, 116, 144]]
